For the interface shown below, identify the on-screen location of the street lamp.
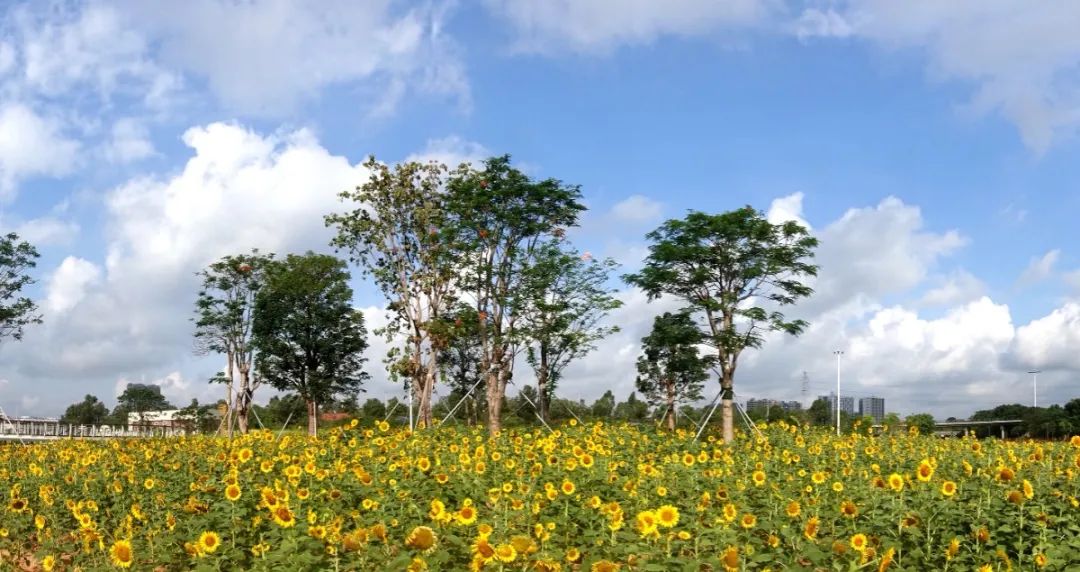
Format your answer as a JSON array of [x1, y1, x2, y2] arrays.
[[1028, 370, 1040, 408], [834, 350, 844, 436]]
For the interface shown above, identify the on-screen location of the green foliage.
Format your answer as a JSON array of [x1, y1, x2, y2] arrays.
[[624, 206, 818, 441], [193, 250, 275, 432], [520, 240, 622, 420], [252, 252, 369, 435], [635, 311, 714, 430], [905, 412, 936, 435], [115, 383, 173, 425], [807, 398, 833, 427], [60, 394, 110, 426], [443, 155, 587, 432], [0, 232, 41, 342]]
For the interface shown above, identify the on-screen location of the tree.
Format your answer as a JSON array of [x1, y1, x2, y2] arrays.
[[327, 158, 455, 430], [176, 399, 217, 433], [261, 394, 308, 428], [635, 312, 715, 430], [252, 253, 369, 436], [0, 232, 42, 342], [445, 156, 586, 433], [520, 241, 621, 423], [590, 390, 617, 419], [193, 251, 274, 434], [116, 384, 173, 426], [614, 392, 650, 422], [439, 304, 487, 426], [360, 398, 387, 422], [625, 207, 818, 442], [808, 398, 832, 427], [905, 413, 936, 436], [60, 395, 109, 426]]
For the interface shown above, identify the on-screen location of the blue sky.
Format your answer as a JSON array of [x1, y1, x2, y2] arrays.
[[1, 0, 1079, 419]]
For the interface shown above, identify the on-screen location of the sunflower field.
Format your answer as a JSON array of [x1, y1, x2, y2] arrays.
[[2, 419, 1080, 571]]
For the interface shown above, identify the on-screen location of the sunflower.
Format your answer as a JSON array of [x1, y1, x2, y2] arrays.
[[878, 547, 896, 572], [941, 480, 957, 497], [740, 513, 757, 529], [225, 484, 242, 502], [41, 555, 55, 572], [635, 510, 658, 536], [681, 453, 695, 467], [722, 503, 737, 522], [804, 516, 820, 540], [720, 546, 739, 572], [851, 533, 868, 552], [945, 537, 960, 560], [785, 500, 801, 518], [997, 466, 1015, 482], [494, 544, 517, 563], [198, 531, 221, 554], [656, 505, 679, 528], [561, 480, 576, 495], [751, 470, 766, 486], [405, 526, 437, 552], [1007, 490, 1024, 505], [887, 473, 905, 492], [915, 459, 934, 482], [456, 505, 478, 525], [591, 561, 620, 572], [565, 548, 582, 563], [1034, 553, 1048, 568], [840, 500, 858, 518], [271, 505, 296, 528], [109, 539, 134, 568], [1023, 479, 1035, 500]]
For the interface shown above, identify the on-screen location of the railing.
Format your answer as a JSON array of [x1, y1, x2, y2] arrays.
[[0, 419, 187, 440]]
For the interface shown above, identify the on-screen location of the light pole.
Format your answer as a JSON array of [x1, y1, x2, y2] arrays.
[[1028, 370, 1040, 408], [834, 350, 844, 436]]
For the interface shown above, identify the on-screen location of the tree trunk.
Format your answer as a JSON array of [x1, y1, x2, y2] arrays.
[[721, 371, 734, 443], [485, 370, 502, 434], [224, 349, 235, 438], [537, 347, 550, 424], [234, 364, 252, 434], [665, 379, 676, 432], [307, 399, 318, 436]]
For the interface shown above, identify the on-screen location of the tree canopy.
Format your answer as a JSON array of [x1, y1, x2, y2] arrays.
[[625, 207, 818, 442], [635, 311, 714, 431], [0, 232, 41, 343], [252, 252, 369, 436]]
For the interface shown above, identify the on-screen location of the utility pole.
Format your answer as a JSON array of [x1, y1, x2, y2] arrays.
[[801, 371, 809, 407], [1028, 370, 1040, 408], [834, 351, 844, 436]]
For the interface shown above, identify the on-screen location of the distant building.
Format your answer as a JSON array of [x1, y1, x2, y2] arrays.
[[746, 399, 803, 414], [859, 397, 886, 422], [128, 410, 184, 428], [817, 393, 855, 416]]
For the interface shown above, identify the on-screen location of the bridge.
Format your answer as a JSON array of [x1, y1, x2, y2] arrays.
[[1, 416, 185, 442], [871, 419, 1024, 438]]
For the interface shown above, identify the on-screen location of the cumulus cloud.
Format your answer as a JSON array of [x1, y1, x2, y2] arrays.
[[14, 216, 80, 246], [405, 135, 490, 167], [0, 102, 80, 197], [919, 270, 985, 307], [766, 191, 810, 229], [610, 195, 663, 224], [104, 118, 155, 163], [1012, 303, 1080, 371], [0, 121, 380, 413], [484, 0, 775, 54]]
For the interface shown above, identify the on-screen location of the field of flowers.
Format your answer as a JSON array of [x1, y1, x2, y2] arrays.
[[2, 420, 1080, 571]]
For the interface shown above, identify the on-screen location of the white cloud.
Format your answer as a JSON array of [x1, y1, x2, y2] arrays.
[[766, 191, 810, 229], [46, 257, 102, 315], [405, 135, 490, 167], [118, 0, 469, 115], [14, 216, 80, 246], [1065, 269, 1080, 294], [610, 195, 663, 224], [794, 2, 1080, 151], [485, 0, 775, 54], [0, 102, 80, 197], [104, 118, 155, 163], [919, 270, 985, 306], [1018, 249, 1060, 286], [1012, 303, 1080, 371]]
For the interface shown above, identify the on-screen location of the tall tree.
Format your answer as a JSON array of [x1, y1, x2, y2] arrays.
[[625, 207, 818, 442], [326, 157, 455, 430], [60, 395, 110, 426], [635, 311, 714, 431], [193, 251, 274, 434], [0, 232, 42, 342], [520, 241, 621, 423], [116, 383, 173, 425], [252, 252, 369, 436], [445, 156, 586, 433]]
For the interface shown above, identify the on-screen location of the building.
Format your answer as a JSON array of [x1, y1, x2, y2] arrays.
[[128, 409, 185, 429], [746, 399, 803, 414], [817, 393, 855, 416], [858, 397, 886, 422]]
